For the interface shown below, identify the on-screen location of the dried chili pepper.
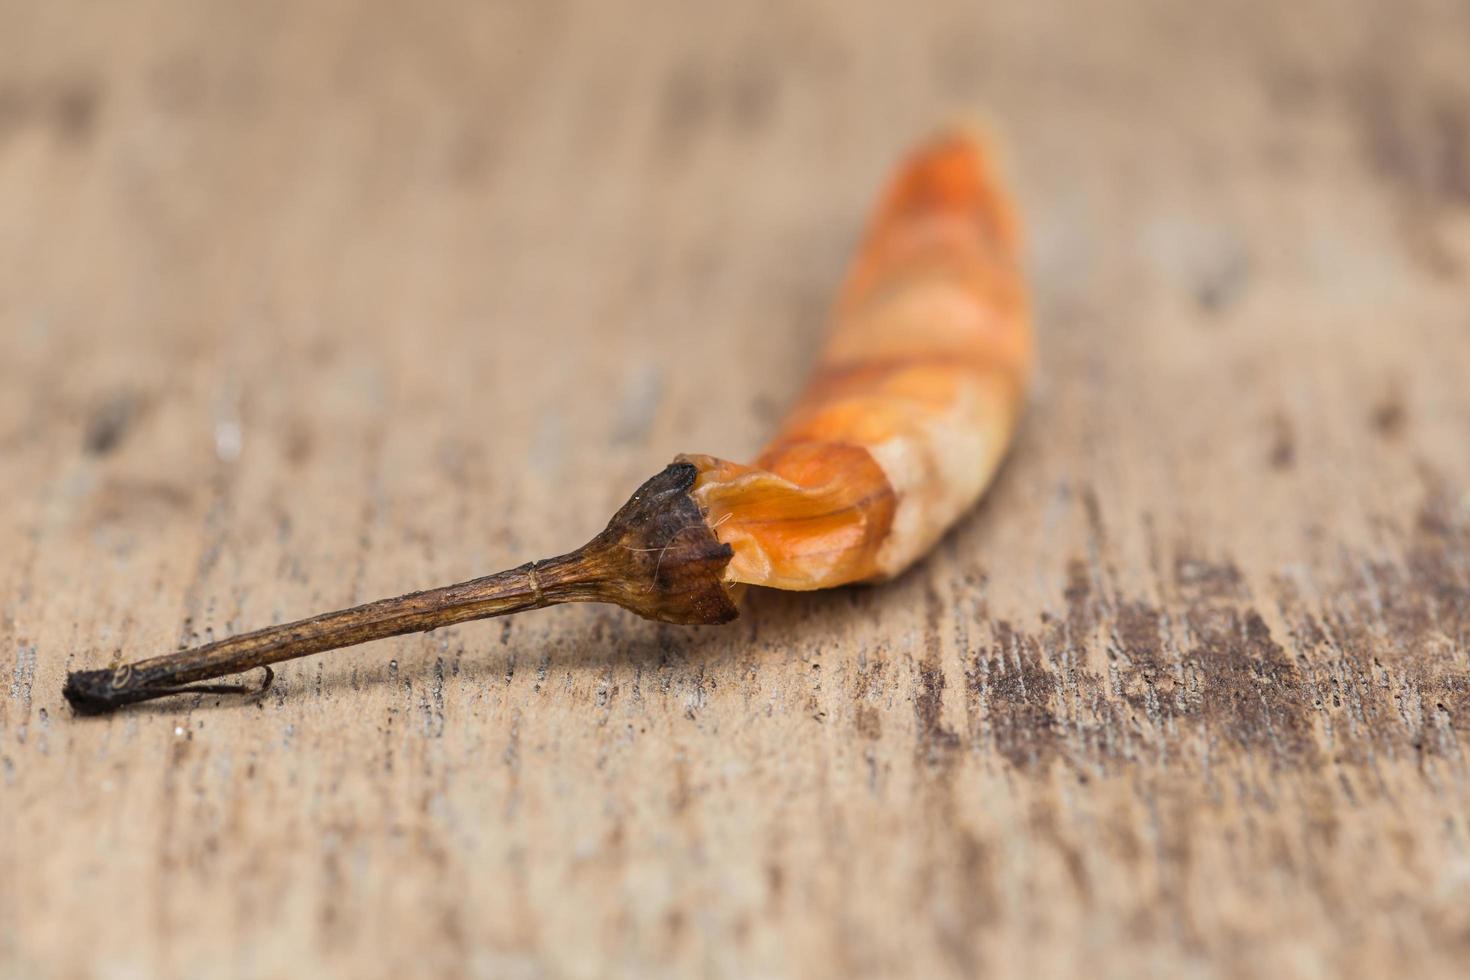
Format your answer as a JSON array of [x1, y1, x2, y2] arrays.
[[64, 128, 1032, 713]]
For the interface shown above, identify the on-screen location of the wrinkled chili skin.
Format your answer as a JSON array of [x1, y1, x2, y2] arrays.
[[686, 128, 1033, 590]]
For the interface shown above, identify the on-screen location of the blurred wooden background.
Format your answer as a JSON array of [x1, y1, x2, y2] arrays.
[[3, 0, 1470, 977]]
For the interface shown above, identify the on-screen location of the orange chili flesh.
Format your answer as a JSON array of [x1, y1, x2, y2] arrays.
[[682, 128, 1033, 590]]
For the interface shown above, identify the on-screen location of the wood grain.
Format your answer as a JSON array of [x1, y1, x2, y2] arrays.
[[3, 1, 1470, 977]]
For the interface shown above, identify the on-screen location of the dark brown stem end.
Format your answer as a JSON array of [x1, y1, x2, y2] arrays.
[[569, 461, 738, 625], [64, 462, 737, 714]]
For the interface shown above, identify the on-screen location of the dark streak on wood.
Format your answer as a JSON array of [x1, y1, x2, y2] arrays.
[[1269, 410, 1297, 470], [1371, 393, 1407, 438]]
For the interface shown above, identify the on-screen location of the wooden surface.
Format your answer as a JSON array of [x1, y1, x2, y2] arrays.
[[4, 1, 1470, 977]]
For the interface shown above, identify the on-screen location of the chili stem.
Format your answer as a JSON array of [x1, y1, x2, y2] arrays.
[[64, 463, 737, 714]]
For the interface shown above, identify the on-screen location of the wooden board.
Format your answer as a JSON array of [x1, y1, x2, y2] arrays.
[[4, 0, 1470, 976]]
